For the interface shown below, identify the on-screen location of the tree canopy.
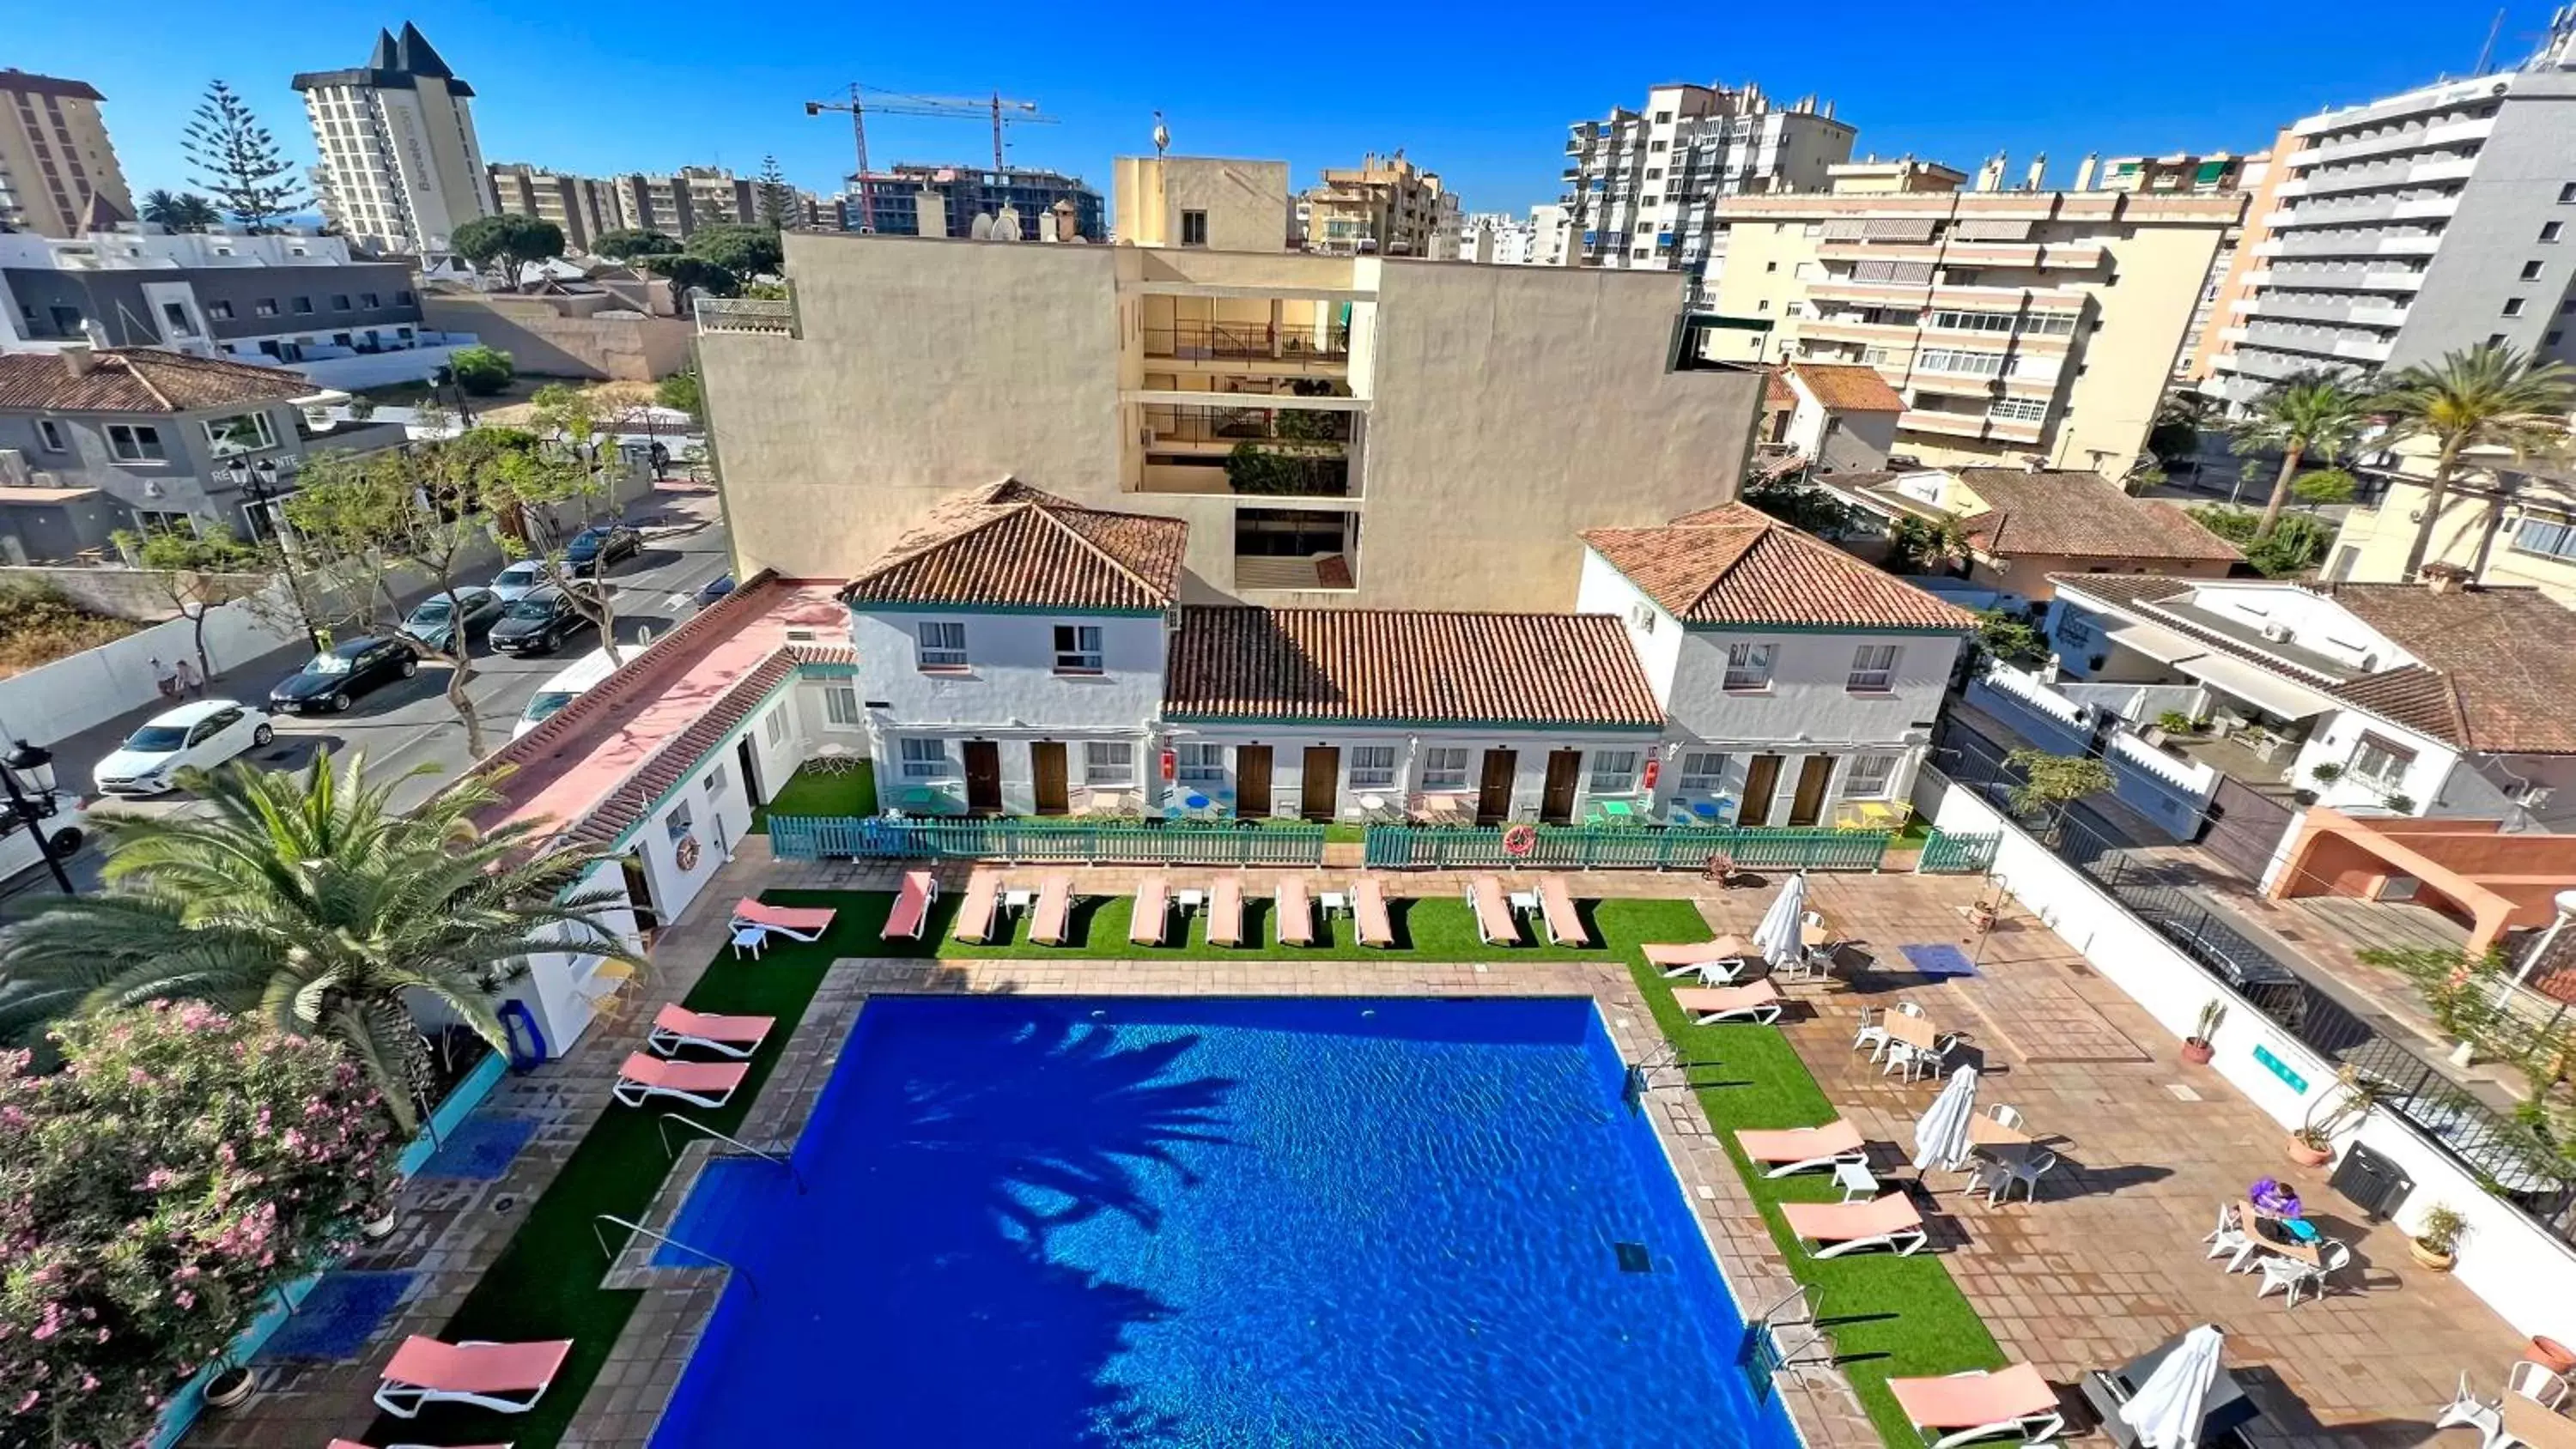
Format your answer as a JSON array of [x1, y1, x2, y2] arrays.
[[139, 189, 222, 232], [653, 255, 741, 298], [181, 80, 304, 231], [451, 213, 566, 284], [592, 227, 681, 260], [683, 221, 783, 280]]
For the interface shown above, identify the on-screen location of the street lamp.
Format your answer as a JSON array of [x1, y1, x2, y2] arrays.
[[225, 457, 325, 652], [3, 738, 74, 895]]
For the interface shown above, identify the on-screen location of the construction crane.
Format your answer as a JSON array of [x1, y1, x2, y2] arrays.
[[802, 84, 1055, 233]]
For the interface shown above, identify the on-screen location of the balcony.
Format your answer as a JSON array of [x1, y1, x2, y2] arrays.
[[2277, 155, 2480, 200], [2256, 232, 2443, 260], [1142, 321, 1350, 372], [693, 296, 796, 336], [1141, 403, 1354, 449], [1809, 279, 1932, 306], [2294, 112, 2495, 167]]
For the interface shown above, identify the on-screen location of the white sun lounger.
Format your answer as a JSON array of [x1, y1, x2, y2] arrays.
[[1673, 979, 1785, 1024], [1886, 1364, 2065, 1449], [1780, 1194, 1928, 1258], [1537, 875, 1590, 946], [1735, 1120, 1868, 1178], [1467, 875, 1516, 945]]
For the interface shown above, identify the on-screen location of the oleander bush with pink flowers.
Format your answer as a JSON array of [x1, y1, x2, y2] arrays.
[[0, 1003, 395, 1447]]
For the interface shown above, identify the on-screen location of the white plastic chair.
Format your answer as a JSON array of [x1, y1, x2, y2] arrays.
[[1987, 1104, 2026, 1132], [1854, 1006, 1893, 1060], [2254, 1238, 2348, 1308], [2509, 1361, 2570, 1411], [2433, 1372, 2504, 1449], [2202, 1202, 2256, 1270], [1980, 1149, 2057, 1204]]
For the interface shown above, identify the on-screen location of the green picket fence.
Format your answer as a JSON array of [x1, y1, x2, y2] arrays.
[[768, 815, 1327, 865], [1361, 824, 1890, 871], [1918, 828, 2002, 874]]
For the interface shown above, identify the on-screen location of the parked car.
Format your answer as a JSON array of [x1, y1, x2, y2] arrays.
[[269, 637, 419, 713], [695, 573, 736, 609], [93, 700, 275, 797], [488, 559, 550, 601], [562, 524, 642, 573], [513, 647, 621, 738], [490, 585, 601, 655], [398, 586, 504, 654], [0, 792, 86, 880]]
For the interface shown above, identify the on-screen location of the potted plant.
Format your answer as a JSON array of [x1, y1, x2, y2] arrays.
[[2183, 1000, 2224, 1065], [202, 1361, 258, 1411], [2309, 762, 2344, 787], [2287, 1066, 2385, 1167], [2410, 1203, 2467, 1271], [2384, 792, 2416, 815], [2155, 709, 2199, 737]]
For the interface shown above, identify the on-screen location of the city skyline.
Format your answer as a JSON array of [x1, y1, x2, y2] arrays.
[[7, 0, 2551, 227]]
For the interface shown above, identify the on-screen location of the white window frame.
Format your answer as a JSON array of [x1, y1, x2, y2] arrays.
[[105, 422, 166, 463], [1724, 641, 1774, 691], [1678, 751, 1728, 792], [2348, 734, 2415, 788], [823, 683, 862, 730], [1847, 643, 1901, 693], [1175, 742, 1226, 784], [33, 418, 66, 452], [898, 737, 950, 779], [1843, 754, 1898, 799], [665, 798, 694, 846], [915, 620, 968, 670], [1588, 749, 1641, 793], [704, 761, 728, 799], [1421, 747, 1471, 790], [1349, 745, 1398, 790], [1084, 740, 1135, 786], [763, 707, 788, 746], [1053, 623, 1103, 675], [203, 410, 278, 458]]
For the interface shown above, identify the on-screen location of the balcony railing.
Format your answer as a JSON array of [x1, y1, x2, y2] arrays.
[[1142, 322, 1350, 368], [692, 297, 796, 336], [1142, 403, 1353, 446]]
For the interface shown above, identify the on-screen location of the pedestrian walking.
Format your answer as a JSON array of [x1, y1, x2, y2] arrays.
[[173, 657, 203, 697], [151, 656, 177, 700]]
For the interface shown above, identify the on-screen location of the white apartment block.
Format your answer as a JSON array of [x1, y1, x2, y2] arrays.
[[1559, 82, 1855, 280], [2207, 16, 2576, 405], [1460, 205, 1571, 265], [292, 23, 495, 255]]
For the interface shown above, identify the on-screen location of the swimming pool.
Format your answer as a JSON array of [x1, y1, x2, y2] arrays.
[[649, 997, 1801, 1447]]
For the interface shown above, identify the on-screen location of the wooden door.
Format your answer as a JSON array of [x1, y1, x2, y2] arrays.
[[962, 741, 1003, 814], [1476, 749, 1517, 825], [1030, 743, 1069, 815], [734, 736, 765, 808], [1540, 749, 1583, 825], [1235, 746, 1272, 818], [1787, 755, 1835, 828], [1300, 746, 1340, 822], [1739, 755, 1783, 828]]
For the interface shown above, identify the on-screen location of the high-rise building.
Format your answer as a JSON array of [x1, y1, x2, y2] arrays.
[[1460, 205, 1573, 265], [2205, 17, 2576, 406], [843, 163, 1103, 241], [609, 167, 759, 238], [292, 24, 494, 254], [0, 70, 131, 239], [1558, 82, 1855, 278], [487, 162, 621, 252], [1698, 168, 2243, 478], [1299, 152, 1458, 258], [2080, 151, 2260, 196]]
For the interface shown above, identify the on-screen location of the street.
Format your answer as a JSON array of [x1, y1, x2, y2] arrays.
[[0, 486, 734, 911]]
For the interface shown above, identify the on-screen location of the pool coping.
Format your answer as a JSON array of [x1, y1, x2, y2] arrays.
[[566, 958, 1880, 1449]]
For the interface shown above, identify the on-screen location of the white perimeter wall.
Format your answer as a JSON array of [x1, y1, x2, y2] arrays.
[[0, 599, 304, 743]]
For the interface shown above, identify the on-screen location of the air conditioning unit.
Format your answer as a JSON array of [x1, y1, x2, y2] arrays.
[[2259, 621, 2295, 644], [1627, 602, 1658, 634]]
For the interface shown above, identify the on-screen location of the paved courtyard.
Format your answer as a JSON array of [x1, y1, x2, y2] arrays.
[[191, 847, 2530, 1448]]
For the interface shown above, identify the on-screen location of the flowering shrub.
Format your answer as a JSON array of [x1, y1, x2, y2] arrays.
[[0, 1003, 394, 1447]]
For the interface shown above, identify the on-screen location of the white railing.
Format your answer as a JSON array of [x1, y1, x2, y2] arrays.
[[2110, 728, 2219, 796], [2057, 680, 2205, 724], [1976, 662, 2086, 728], [693, 297, 796, 336]]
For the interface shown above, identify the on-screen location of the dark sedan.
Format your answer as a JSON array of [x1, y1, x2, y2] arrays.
[[562, 524, 642, 573], [489, 586, 601, 655], [398, 586, 503, 654], [269, 637, 418, 713]]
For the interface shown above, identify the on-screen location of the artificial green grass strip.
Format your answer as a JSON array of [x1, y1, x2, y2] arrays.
[[1624, 960, 2005, 1445], [931, 891, 1674, 961], [370, 889, 927, 1448], [747, 761, 878, 833]]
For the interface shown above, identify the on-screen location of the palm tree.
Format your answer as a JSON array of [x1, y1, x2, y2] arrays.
[[138, 188, 221, 232], [0, 754, 636, 1130], [2228, 372, 2369, 543], [2379, 343, 2576, 580]]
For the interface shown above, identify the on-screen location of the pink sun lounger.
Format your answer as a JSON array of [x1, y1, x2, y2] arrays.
[[372, 1335, 574, 1418], [883, 870, 938, 940], [731, 899, 835, 941], [612, 1053, 749, 1109], [647, 1003, 775, 1059]]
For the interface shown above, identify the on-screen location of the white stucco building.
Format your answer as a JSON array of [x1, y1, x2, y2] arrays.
[[292, 24, 495, 254]]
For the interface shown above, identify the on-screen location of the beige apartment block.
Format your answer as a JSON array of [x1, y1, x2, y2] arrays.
[[488, 162, 622, 252], [1700, 183, 2241, 478], [696, 218, 1764, 611], [2323, 440, 2576, 604], [1112, 155, 1291, 251], [0, 70, 131, 239], [1300, 152, 1458, 258]]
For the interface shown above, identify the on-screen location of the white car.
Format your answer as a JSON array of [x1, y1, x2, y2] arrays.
[[514, 646, 621, 738], [0, 792, 85, 882], [93, 700, 276, 797], [489, 560, 550, 602]]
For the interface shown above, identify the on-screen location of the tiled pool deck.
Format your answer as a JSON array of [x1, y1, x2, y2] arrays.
[[194, 846, 2527, 1448]]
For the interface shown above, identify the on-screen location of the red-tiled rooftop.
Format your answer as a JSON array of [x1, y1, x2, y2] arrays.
[[472, 574, 851, 845]]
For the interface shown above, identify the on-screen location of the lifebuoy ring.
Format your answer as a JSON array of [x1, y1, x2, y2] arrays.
[[675, 834, 702, 871], [1502, 824, 1538, 858]]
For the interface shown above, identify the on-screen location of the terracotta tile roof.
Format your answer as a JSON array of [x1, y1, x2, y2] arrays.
[[1789, 361, 1905, 413], [1763, 367, 1797, 410], [2051, 574, 2576, 754], [841, 479, 1188, 612], [1163, 607, 1665, 728], [0, 349, 318, 415], [1938, 470, 2241, 563], [1585, 500, 1978, 631]]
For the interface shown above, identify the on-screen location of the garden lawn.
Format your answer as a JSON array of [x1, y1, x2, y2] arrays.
[[1625, 960, 2005, 1446], [748, 761, 878, 832], [932, 889, 1657, 961], [368, 889, 927, 1449]]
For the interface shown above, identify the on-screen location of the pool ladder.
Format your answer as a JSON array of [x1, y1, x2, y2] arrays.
[[1747, 1283, 1836, 1392], [658, 1112, 809, 1193], [592, 1213, 759, 1297]]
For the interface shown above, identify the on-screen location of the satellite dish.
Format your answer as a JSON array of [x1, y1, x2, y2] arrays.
[[992, 205, 1023, 242], [969, 213, 995, 241]]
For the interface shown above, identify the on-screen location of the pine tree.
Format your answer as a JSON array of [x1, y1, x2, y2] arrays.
[[756, 154, 797, 230], [182, 80, 306, 233]]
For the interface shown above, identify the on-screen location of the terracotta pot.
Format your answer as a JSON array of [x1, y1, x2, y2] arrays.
[[2409, 1239, 2457, 1271], [2180, 1039, 2215, 1066], [2286, 1137, 2333, 1168], [2531, 1337, 2576, 1375]]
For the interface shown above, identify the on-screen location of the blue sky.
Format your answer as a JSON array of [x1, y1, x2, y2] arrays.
[[15, 1, 2550, 218]]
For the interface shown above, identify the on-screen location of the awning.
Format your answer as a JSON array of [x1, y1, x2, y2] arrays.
[[2172, 651, 2335, 719], [2104, 620, 2202, 664]]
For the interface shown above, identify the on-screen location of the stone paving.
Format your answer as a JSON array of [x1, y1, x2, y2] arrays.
[[193, 846, 2534, 1449]]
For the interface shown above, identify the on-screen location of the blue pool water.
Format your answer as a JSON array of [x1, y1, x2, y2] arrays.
[[650, 997, 1800, 1448]]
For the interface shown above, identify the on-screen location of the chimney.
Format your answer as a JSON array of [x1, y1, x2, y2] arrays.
[[1975, 153, 2008, 192], [2421, 561, 2474, 595], [2074, 153, 2100, 191], [59, 342, 96, 379], [2023, 152, 2048, 191]]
